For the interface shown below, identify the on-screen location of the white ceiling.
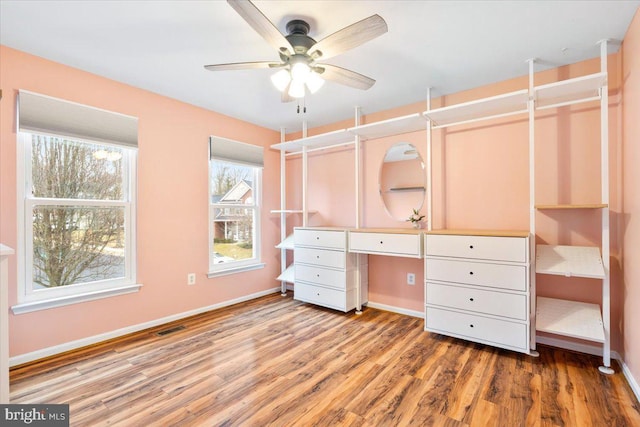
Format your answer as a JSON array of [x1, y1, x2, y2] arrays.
[[1, 1, 638, 133]]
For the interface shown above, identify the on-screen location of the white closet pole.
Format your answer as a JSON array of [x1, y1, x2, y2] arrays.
[[599, 39, 613, 373], [527, 58, 538, 354], [354, 107, 363, 314], [355, 107, 361, 229], [426, 88, 432, 231], [302, 120, 308, 227], [279, 127, 287, 296]]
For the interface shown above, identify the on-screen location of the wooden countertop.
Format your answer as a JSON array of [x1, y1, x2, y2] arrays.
[[295, 227, 529, 238]]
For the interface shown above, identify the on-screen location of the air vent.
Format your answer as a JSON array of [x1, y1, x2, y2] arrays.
[[155, 325, 186, 336]]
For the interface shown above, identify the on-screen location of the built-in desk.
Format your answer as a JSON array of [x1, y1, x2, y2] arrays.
[[348, 228, 423, 258]]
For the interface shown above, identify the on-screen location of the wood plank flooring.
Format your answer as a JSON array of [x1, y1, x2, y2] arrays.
[[10, 292, 640, 426]]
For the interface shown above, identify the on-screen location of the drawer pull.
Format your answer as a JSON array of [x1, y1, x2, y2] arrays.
[[469, 298, 474, 302], [469, 271, 474, 275], [317, 292, 320, 296], [469, 245, 474, 249], [470, 324, 474, 328], [380, 241, 383, 244], [316, 255, 320, 259], [316, 237, 320, 240], [316, 274, 320, 277]]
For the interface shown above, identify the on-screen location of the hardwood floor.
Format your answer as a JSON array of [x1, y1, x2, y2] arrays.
[[10, 292, 640, 426]]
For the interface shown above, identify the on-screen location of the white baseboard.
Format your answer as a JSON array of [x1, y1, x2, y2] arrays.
[[366, 301, 423, 318], [10, 287, 280, 367], [618, 356, 640, 403]]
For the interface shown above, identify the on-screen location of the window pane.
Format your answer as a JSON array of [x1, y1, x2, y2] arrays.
[[210, 161, 254, 204], [32, 205, 125, 288], [31, 135, 124, 200], [212, 207, 254, 263]]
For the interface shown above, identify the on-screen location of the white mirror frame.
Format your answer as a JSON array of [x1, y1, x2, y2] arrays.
[[379, 142, 426, 222]]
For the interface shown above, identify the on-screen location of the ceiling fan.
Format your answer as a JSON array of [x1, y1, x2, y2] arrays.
[[204, 0, 388, 101]]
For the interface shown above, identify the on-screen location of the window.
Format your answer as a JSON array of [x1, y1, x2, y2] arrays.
[[14, 91, 139, 313], [209, 137, 264, 275]]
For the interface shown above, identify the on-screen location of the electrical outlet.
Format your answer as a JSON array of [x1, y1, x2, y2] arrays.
[[187, 273, 196, 285], [407, 273, 416, 285]]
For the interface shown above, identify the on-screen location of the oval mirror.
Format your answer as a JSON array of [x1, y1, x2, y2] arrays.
[[379, 142, 426, 222]]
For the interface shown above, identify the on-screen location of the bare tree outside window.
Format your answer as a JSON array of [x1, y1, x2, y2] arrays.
[[31, 136, 126, 288], [211, 163, 250, 196]]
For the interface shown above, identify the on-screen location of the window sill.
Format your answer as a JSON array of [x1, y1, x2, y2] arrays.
[[11, 283, 143, 314], [208, 262, 265, 278]]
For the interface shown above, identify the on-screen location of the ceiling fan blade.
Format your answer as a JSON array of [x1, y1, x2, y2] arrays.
[[308, 14, 387, 60], [318, 64, 376, 90], [204, 61, 280, 71], [227, 0, 293, 56]]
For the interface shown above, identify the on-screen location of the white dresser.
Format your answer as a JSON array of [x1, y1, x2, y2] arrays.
[[294, 228, 368, 312], [424, 231, 531, 354]]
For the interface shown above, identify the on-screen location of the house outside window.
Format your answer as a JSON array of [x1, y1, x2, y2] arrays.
[[208, 137, 264, 275], [14, 91, 140, 314]]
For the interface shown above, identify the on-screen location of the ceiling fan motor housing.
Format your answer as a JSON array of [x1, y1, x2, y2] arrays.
[[285, 20, 317, 55]]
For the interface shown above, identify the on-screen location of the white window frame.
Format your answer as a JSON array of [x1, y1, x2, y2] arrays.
[[14, 133, 140, 314], [208, 161, 264, 277]]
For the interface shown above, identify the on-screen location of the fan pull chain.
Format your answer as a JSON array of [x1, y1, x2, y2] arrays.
[[296, 98, 307, 114]]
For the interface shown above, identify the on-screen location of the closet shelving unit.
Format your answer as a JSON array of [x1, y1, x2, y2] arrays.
[[271, 109, 430, 300], [421, 85, 535, 354], [272, 40, 612, 372], [531, 40, 612, 374]]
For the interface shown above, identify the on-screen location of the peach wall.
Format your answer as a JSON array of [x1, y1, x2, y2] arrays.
[[0, 46, 281, 357], [290, 55, 625, 346], [622, 9, 640, 388]]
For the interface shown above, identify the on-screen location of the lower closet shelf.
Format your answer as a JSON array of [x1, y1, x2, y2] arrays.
[[536, 296, 605, 343], [276, 265, 295, 283]]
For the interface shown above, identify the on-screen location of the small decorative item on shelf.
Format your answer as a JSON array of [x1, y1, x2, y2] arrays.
[[407, 208, 425, 229]]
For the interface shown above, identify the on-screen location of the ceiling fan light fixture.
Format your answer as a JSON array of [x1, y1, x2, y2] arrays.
[[305, 70, 325, 94], [288, 79, 306, 98], [270, 69, 291, 91], [290, 61, 311, 82]]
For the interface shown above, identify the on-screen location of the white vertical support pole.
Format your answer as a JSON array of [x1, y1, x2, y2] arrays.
[[598, 40, 613, 374], [302, 120, 308, 227], [279, 128, 287, 296], [426, 88, 433, 231], [425, 89, 432, 333], [354, 107, 363, 314], [355, 107, 361, 229], [527, 58, 538, 355]]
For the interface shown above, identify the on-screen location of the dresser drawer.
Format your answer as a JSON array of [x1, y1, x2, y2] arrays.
[[295, 229, 346, 250], [348, 232, 422, 258], [295, 247, 345, 269], [295, 283, 347, 311], [426, 258, 527, 291], [295, 264, 346, 289], [425, 307, 528, 351], [426, 282, 527, 320], [425, 234, 527, 262]]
